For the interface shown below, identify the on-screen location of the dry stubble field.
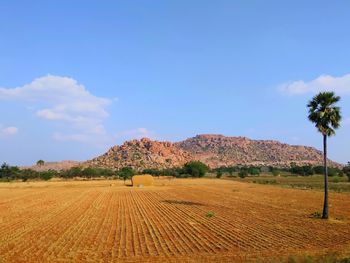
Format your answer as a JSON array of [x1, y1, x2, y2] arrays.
[[0, 178, 350, 262]]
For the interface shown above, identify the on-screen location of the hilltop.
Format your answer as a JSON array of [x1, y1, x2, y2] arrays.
[[81, 134, 340, 170], [82, 137, 192, 170], [176, 134, 339, 168], [21, 160, 80, 171]]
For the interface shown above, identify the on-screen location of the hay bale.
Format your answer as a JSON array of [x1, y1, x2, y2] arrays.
[[132, 175, 154, 187]]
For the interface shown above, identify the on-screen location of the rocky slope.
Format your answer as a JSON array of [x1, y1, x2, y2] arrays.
[[82, 138, 193, 170], [81, 134, 340, 170], [21, 160, 80, 171], [175, 134, 339, 168]]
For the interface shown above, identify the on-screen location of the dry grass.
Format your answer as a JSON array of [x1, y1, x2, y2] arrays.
[[0, 178, 350, 262]]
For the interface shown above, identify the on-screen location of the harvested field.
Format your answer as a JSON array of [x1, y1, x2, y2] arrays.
[[0, 178, 350, 262]]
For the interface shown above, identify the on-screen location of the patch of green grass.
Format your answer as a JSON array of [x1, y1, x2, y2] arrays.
[[227, 174, 350, 192], [310, 211, 322, 219], [205, 211, 215, 218]]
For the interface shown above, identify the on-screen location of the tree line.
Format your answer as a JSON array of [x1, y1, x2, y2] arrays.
[[0, 161, 210, 182], [1, 161, 349, 182]]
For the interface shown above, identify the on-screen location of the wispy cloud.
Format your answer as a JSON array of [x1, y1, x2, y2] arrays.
[[0, 126, 18, 136], [279, 73, 350, 95], [115, 128, 154, 141], [0, 75, 112, 144]]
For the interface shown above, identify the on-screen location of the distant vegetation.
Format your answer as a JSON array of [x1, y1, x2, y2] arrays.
[[213, 164, 345, 177], [0, 161, 209, 182], [1, 161, 349, 185]]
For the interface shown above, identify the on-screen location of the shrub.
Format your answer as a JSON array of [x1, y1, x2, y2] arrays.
[[82, 168, 98, 178], [206, 211, 215, 218], [0, 163, 12, 179], [248, 167, 260, 176], [311, 211, 322, 219], [314, 166, 324, 174], [332, 176, 340, 183], [62, 167, 82, 178], [40, 170, 56, 181], [343, 162, 350, 182], [238, 170, 248, 178], [272, 170, 280, 176], [216, 171, 222, 178], [183, 161, 209, 178]]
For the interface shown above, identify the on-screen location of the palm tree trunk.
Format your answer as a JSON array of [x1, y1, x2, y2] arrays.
[[322, 134, 329, 219]]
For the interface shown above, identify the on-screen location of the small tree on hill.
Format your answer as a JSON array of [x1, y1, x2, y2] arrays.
[[36, 160, 45, 166]]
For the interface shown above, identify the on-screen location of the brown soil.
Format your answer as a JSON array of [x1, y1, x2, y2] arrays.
[[0, 179, 349, 262]]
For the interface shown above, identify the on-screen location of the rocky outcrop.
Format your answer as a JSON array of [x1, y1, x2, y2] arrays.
[[81, 138, 193, 170], [175, 134, 340, 168], [21, 160, 80, 171], [81, 134, 340, 170]]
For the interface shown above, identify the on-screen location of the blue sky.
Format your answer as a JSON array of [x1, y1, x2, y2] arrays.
[[1, 0, 349, 165]]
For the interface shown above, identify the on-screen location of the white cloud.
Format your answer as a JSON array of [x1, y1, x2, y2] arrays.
[[115, 128, 154, 140], [1, 126, 18, 136], [279, 73, 350, 95], [0, 75, 112, 142]]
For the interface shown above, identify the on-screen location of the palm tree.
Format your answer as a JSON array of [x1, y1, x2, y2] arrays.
[[36, 160, 45, 166], [307, 91, 341, 219]]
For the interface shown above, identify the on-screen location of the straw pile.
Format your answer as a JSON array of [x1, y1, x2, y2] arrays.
[[132, 175, 154, 187]]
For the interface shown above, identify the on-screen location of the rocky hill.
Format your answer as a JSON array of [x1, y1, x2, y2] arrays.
[[175, 134, 339, 168], [21, 160, 80, 171], [81, 134, 340, 170], [82, 138, 193, 170]]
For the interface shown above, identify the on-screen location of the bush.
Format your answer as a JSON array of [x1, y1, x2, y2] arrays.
[[238, 170, 248, 178], [248, 167, 260, 176], [82, 167, 98, 178], [343, 162, 350, 182], [0, 163, 12, 179], [216, 171, 222, 178], [314, 166, 324, 174], [332, 176, 340, 183], [40, 170, 56, 181], [206, 211, 215, 218], [183, 161, 209, 178], [311, 211, 322, 219], [272, 170, 280, 176]]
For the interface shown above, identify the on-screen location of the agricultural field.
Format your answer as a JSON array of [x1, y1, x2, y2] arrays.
[[0, 178, 350, 262], [226, 174, 350, 193]]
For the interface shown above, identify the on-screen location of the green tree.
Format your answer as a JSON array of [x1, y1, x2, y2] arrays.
[[307, 91, 341, 219], [343, 162, 350, 182], [39, 170, 56, 181], [238, 170, 248, 178], [118, 167, 134, 184], [82, 167, 98, 179], [36, 160, 45, 166], [0, 163, 12, 180], [248, 167, 260, 176], [183, 161, 209, 178], [61, 167, 82, 178]]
